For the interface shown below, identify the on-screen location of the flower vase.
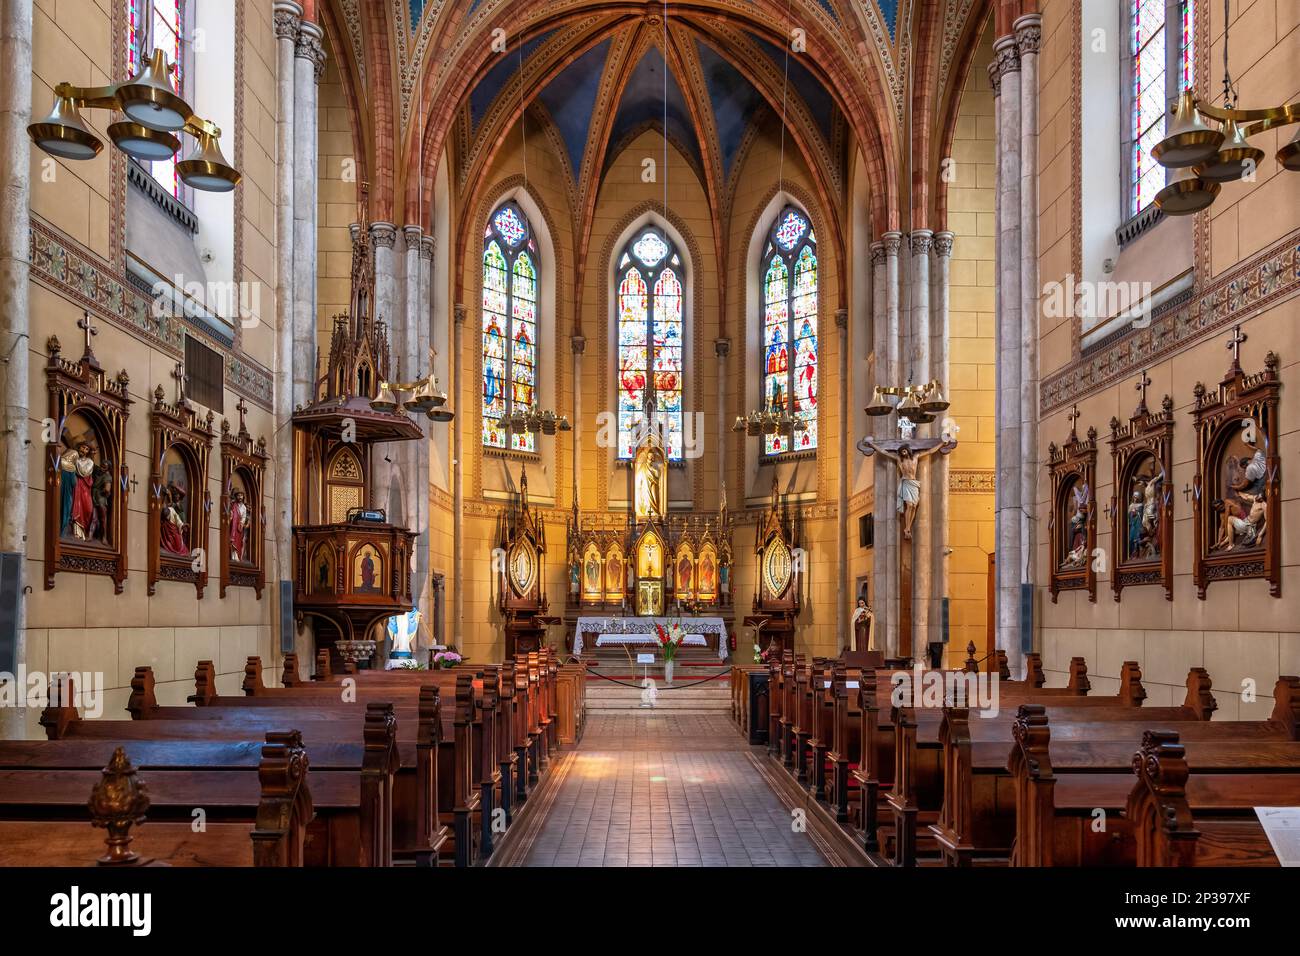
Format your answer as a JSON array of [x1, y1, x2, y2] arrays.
[[664, 657, 674, 685]]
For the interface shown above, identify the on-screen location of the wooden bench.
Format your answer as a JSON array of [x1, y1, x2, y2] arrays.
[[0, 734, 312, 867], [1009, 702, 1300, 866]]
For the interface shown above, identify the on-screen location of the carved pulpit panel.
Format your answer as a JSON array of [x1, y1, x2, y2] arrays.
[[1191, 347, 1280, 599], [43, 326, 132, 593]]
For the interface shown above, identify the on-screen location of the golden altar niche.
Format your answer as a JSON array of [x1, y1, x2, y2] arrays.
[[291, 217, 422, 668], [563, 422, 734, 650]]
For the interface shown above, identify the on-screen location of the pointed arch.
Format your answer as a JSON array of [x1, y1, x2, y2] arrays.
[[759, 205, 819, 456], [481, 200, 540, 452]]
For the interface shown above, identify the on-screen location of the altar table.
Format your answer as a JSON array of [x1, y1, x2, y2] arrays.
[[574, 616, 729, 659]]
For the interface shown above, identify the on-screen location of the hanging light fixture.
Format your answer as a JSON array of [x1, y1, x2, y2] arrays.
[[28, 92, 102, 160], [370, 381, 399, 413], [1152, 1, 1298, 214], [27, 49, 239, 192], [864, 386, 893, 417]]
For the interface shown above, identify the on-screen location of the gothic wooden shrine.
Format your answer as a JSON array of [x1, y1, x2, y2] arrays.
[[746, 475, 802, 657], [148, 374, 215, 598], [1048, 408, 1098, 603], [43, 316, 132, 594], [219, 397, 268, 599], [1190, 332, 1281, 599], [1107, 376, 1174, 602], [496, 466, 551, 656], [291, 216, 422, 666]]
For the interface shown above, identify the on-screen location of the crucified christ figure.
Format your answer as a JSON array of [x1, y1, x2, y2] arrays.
[[875, 443, 945, 540]]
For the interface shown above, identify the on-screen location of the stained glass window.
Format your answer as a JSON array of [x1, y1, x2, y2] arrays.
[[1129, 0, 1194, 217], [617, 227, 684, 460], [762, 206, 818, 456], [127, 0, 186, 199], [482, 202, 539, 452]]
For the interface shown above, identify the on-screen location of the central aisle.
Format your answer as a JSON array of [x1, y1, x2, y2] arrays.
[[506, 713, 830, 867]]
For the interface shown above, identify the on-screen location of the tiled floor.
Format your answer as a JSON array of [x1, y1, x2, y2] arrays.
[[518, 713, 829, 867]]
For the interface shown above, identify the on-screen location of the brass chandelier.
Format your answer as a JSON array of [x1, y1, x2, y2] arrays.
[[500, 407, 571, 436], [864, 380, 949, 425], [371, 353, 455, 423], [732, 401, 808, 438], [1152, 2, 1298, 215], [28, 48, 240, 192]]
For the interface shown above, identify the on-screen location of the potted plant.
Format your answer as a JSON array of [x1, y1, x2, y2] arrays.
[[655, 621, 686, 684], [431, 650, 462, 670]]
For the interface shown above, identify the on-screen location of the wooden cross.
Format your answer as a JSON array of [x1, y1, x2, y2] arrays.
[[172, 362, 188, 405], [1182, 482, 1192, 503], [130, 475, 139, 495], [1134, 369, 1151, 414], [77, 311, 98, 356], [235, 396, 248, 433], [1066, 403, 1081, 438], [1226, 324, 1248, 367]]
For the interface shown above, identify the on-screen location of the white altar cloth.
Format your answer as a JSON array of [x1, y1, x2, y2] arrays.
[[575, 616, 728, 659]]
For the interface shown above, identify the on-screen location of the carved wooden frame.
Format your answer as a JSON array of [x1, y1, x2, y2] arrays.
[[1108, 395, 1175, 602], [1048, 424, 1098, 603], [43, 334, 132, 593], [1190, 352, 1281, 599], [219, 410, 268, 599], [148, 386, 214, 598]]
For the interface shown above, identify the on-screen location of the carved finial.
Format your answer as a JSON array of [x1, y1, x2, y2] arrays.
[[1086, 425, 1097, 443], [87, 747, 151, 865], [1265, 350, 1279, 372], [153, 384, 166, 405], [77, 311, 98, 359], [1226, 324, 1247, 370], [1134, 369, 1151, 416], [47, 334, 61, 356], [1161, 393, 1173, 413]]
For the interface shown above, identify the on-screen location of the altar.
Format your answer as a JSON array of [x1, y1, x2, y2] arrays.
[[573, 616, 728, 659]]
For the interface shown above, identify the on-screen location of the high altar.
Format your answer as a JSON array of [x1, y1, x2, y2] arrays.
[[563, 417, 735, 655]]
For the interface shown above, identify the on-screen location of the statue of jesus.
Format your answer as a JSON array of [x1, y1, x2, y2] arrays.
[[874, 442, 945, 539]]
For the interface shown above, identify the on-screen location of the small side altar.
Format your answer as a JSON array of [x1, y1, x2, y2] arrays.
[[573, 616, 728, 659]]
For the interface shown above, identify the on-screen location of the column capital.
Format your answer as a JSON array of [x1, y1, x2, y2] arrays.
[[419, 235, 435, 260], [869, 241, 887, 265], [1013, 14, 1042, 56], [402, 225, 423, 253], [714, 337, 731, 357], [273, 3, 303, 41], [987, 59, 1001, 97], [881, 231, 903, 256], [370, 221, 398, 249], [571, 334, 587, 354], [454, 303, 467, 325], [992, 34, 1021, 78], [909, 229, 934, 256], [834, 309, 848, 330], [931, 231, 955, 258], [295, 22, 326, 80]]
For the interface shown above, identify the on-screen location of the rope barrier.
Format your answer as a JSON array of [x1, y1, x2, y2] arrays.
[[581, 664, 734, 691]]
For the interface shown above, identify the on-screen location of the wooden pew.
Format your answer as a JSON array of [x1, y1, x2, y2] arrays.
[[0, 735, 312, 867], [1127, 730, 1298, 866], [1009, 700, 1300, 866], [110, 664, 464, 866]]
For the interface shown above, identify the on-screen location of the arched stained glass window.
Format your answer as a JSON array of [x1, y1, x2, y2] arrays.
[[617, 227, 684, 460], [761, 206, 818, 456], [482, 202, 538, 452], [1129, 0, 1195, 217]]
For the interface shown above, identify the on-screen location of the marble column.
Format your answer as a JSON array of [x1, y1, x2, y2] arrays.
[[572, 334, 586, 505], [908, 230, 933, 653], [403, 225, 430, 622], [869, 242, 889, 654], [272, 1, 301, 656], [369, 221, 398, 512], [452, 303, 466, 646], [991, 33, 1024, 674], [0, 0, 32, 739], [881, 231, 903, 657], [291, 20, 324, 409], [417, 234, 434, 634], [1016, 14, 1042, 679], [714, 337, 729, 503], [835, 308, 849, 651], [930, 232, 954, 655]]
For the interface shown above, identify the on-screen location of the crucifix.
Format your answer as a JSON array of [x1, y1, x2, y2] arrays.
[[77, 311, 98, 358], [1134, 369, 1151, 416], [172, 362, 188, 405], [1066, 403, 1081, 440], [1182, 482, 1192, 503], [1226, 324, 1247, 369]]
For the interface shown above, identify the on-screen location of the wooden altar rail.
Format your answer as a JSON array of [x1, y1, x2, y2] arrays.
[[748, 652, 1300, 867]]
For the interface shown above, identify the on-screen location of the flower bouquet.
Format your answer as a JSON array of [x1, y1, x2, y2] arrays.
[[431, 650, 463, 670], [655, 621, 686, 684]]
